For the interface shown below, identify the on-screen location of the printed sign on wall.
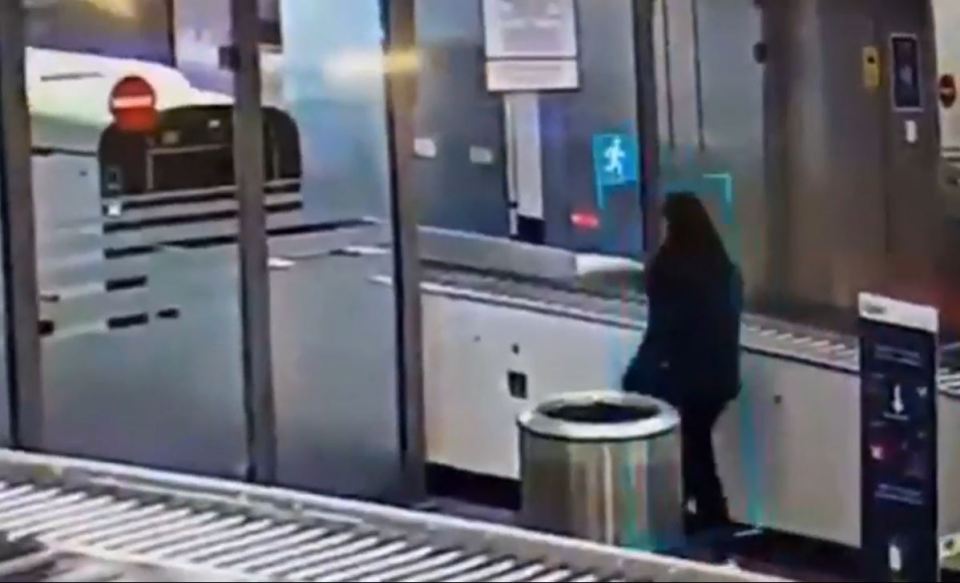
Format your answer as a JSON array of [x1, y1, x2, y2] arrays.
[[482, 0, 580, 92]]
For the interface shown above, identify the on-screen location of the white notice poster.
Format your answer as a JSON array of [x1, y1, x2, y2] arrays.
[[483, 0, 578, 60]]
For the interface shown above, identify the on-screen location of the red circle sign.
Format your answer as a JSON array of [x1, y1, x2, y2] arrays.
[[109, 76, 158, 132], [940, 74, 957, 109]]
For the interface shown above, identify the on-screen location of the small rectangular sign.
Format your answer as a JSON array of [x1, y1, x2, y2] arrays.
[[486, 59, 580, 92], [469, 146, 496, 165], [413, 137, 438, 159], [863, 46, 881, 91]]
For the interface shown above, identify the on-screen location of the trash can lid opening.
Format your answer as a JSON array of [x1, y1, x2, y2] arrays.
[[543, 401, 659, 424], [518, 392, 680, 442]]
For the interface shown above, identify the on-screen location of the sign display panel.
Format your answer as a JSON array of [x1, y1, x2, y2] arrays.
[[859, 294, 940, 582]]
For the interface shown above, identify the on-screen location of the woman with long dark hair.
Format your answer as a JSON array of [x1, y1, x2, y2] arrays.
[[623, 193, 743, 533]]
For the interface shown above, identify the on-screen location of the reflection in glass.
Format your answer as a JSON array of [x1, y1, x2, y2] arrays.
[[26, 0, 264, 477], [22, 0, 409, 499], [264, 0, 404, 498]]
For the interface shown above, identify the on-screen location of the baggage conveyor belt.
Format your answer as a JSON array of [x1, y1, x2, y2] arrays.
[[0, 450, 773, 582], [410, 264, 960, 397]]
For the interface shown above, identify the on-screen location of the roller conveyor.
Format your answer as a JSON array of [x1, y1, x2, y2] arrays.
[[0, 450, 772, 583], [0, 538, 227, 581]]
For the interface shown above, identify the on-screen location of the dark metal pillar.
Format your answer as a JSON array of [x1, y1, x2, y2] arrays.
[[229, 0, 277, 483], [633, 0, 663, 253], [383, 0, 427, 501], [760, 0, 792, 309], [0, 0, 43, 451]]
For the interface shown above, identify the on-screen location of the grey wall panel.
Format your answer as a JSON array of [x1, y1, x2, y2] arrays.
[[652, 0, 946, 323], [692, 0, 765, 295], [660, 0, 700, 151], [539, 0, 644, 257], [876, 0, 945, 301], [271, 252, 403, 500], [782, 0, 887, 310], [654, 0, 765, 298], [766, 0, 884, 312], [414, 0, 509, 237], [763, 0, 942, 319], [410, 0, 948, 326], [413, 0, 644, 255]]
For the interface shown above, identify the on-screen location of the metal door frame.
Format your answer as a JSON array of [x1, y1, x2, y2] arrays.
[[633, 0, 663, 254], [382, 0, 427, 502], [230, 0, 278, 484], [0, 0, 43, 451]]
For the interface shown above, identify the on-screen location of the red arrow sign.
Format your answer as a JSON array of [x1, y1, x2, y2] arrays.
[[940, 74, 957, 109]]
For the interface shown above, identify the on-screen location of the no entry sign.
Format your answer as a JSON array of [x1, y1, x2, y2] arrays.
[[940, 74, 957, 109]]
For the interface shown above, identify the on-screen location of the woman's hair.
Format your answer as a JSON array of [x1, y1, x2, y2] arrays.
[[654, 193, 732, 278]]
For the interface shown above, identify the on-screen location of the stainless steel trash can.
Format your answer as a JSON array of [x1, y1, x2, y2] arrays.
[[518, 391, 683, 551]]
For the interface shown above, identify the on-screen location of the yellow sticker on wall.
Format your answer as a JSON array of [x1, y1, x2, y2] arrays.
[[864, 46, 881, 91]]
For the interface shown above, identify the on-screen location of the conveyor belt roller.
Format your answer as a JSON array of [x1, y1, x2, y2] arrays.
[[0, 537, 217, 581], [0, 451, 773, 582]]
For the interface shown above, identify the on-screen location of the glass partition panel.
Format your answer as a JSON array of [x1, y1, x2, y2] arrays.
[[0, 52, 14, 446], [25, 0, 248, 477], [263, 0, 404, 498]]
